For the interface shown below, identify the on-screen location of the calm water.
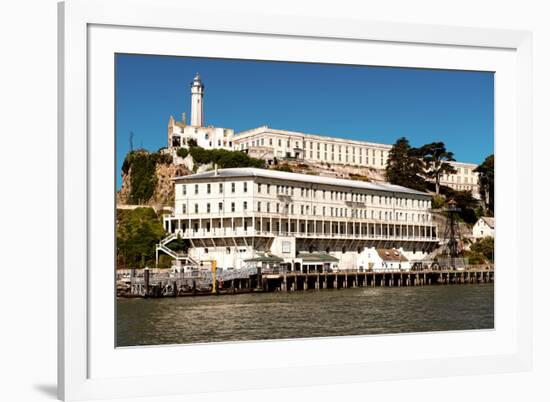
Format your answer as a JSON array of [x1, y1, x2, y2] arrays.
[[117, 284, 494, 346]]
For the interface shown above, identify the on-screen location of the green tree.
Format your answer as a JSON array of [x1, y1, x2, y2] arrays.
[[474, 154, 494, 214], [442, 188, 480, 224], [470, 236, 494, 262], [128, 152, 157, 204], [116, 207, 166, 268], [418, 142, 457, 195], [385, 137, 427, 191]]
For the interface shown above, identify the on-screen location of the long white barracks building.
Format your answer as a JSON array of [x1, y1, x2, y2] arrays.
[[163, 167, 438, 272]]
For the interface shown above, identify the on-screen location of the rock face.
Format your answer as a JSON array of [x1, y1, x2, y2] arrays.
[[271, 160, 386, 182], [117, 162, 191, 209]]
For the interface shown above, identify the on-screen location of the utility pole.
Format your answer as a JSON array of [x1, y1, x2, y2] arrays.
[[129, 131, 134, 152]]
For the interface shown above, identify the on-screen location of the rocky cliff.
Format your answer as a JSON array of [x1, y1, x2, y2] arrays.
[[116, 151, 191, 209]]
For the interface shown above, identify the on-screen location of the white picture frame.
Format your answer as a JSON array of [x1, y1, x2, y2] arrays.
[[58, 0, 533, 400]]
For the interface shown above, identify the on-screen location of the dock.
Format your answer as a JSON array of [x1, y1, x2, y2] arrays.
[[118, 267, 494, 298]]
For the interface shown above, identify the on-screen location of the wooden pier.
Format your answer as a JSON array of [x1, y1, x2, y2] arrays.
[[118, 267, 494, 298]]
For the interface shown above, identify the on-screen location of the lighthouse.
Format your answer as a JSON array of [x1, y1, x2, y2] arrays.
[[190, 73, 204, 127]]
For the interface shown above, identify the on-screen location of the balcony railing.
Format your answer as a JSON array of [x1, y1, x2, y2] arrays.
[[173, 228, 438, 242]]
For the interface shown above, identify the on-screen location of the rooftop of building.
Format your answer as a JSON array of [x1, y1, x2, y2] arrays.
[[234, 125, 393, 149], [173, 167, 429, 196], [377, 248, 409, 262], [480, 216, 495, 228]]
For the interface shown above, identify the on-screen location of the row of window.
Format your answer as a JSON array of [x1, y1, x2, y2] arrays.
[[181, 201, 430, 222], [442, 174, 478, 184], [182, 182, 430, 209], [183, 182, 247, 195], [240, 137, 386, 156]]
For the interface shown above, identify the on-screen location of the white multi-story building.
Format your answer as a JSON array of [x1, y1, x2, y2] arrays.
[[162, 167, 438, 272], [167, 73, 481, 198], [442, 161, 480, 198]]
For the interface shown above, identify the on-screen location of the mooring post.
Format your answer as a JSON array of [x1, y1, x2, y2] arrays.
[[144, 268, 150, 297]]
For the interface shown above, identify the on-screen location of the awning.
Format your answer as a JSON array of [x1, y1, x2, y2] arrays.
[[298, 253, 339, 263], [244, 253, 284, 263]]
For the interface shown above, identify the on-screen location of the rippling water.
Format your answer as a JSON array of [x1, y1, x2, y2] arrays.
[[116, 284, 494, 346]]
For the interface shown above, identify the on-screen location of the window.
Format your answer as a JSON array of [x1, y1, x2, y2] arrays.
[[226, 247, 231, 254], [257, 202, 261, 212], [218, 202, 223, 212], [231, 202, 235, 212], [231, 182, 235, 193], [207, 184, 211, 194], [182, 204, 186, 213], [258, 183, 262, 193], [194, 184, 199, 194], [243, 201, 247, 211], [207, 203, 211, 213], [219, 183, 223, 193], [244, 182, 248, 193], [278, 139, 281, 147], [182, 185, 186, 195], [194, 204, 198, 213], [269, 138, 273, 146], [267, 203, 270, 212]]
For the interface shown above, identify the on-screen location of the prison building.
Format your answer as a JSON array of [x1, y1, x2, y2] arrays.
[[232, 126, 392, 169], [162, 167, 439, 272]]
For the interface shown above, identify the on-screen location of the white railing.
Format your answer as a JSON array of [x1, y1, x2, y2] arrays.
[[174, 228, 438, 242]]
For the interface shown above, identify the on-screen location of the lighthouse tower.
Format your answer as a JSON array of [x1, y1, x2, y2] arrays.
[[190, 73, 204, 127]]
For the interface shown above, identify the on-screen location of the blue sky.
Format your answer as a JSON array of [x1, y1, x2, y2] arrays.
[[116, 54, 494, 188]]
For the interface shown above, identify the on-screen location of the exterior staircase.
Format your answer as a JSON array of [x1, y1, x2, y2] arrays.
[[156, 233, 199, 267]]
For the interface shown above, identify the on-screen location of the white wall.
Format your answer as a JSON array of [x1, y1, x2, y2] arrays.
[[1, 1, 548, 402]]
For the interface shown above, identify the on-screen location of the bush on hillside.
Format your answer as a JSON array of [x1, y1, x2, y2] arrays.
[[471, 236, 494, 262], [189, 147, 264, 169], [176, 148, 189, 159]]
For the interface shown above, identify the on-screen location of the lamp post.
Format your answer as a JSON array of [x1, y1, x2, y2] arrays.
[[210, 260, 217, 294]]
